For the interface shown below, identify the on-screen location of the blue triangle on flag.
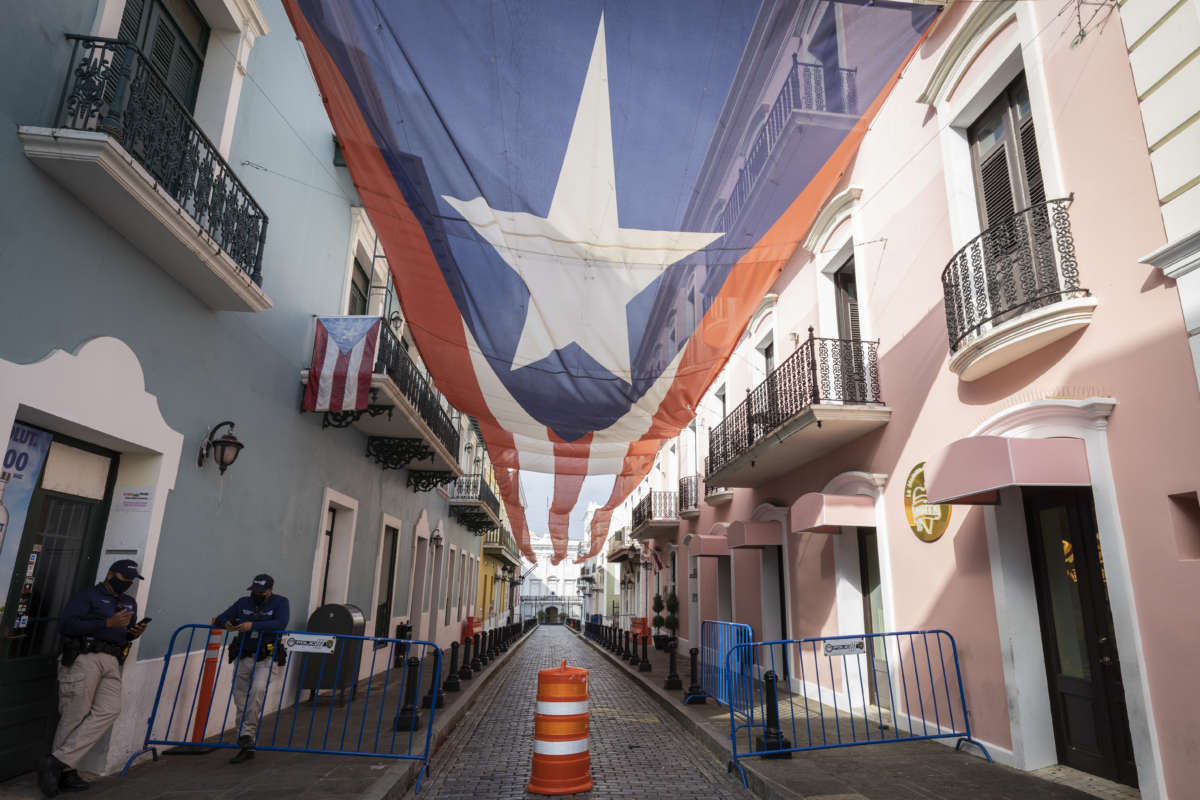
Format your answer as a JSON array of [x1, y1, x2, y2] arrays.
[[320, 316, 377, 354]]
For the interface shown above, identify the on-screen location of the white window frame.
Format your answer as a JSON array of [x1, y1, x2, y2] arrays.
[[367, 513, 405, 637], [307, 488, 358, 616]]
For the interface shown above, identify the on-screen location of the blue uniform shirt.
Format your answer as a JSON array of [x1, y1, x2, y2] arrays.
[[214, 594, 289, 634], [60, 583, 137, 645]]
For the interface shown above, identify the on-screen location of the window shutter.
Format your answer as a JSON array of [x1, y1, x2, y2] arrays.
[[977, 146, 1015, 227], [146, 5, 203, 111], [835, 262, 861, 341], [118, 0, 146, 43], [1020, 120, 1045, 207]]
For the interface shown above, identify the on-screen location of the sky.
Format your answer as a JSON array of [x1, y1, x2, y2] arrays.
[[519, 470, 616, 541]]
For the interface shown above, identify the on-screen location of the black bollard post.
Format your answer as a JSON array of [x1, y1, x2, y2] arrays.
[[629, 631, 641, 665], [393, 656, 422, 730], [684, 647, 704, 703], [622, 630, 632, 660], [443, 642, 461, 692], [421, 653, 444, 709], [663, 642, 682, 690], [490, 629, 499, 657], [639, 634, 652, 672], [471, 633, 484, 669], [458, 636, 474, 681], [755, 670, 792, 758]]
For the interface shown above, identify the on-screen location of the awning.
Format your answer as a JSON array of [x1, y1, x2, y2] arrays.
[[726, 520, 782, 549], [925, 435, 1091, 505], [790, 492, 876, 534], [684, 533, 729, 558]]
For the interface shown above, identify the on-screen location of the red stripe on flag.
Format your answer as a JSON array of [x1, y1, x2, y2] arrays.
[[328, 346, 352, 412], [302, 322, 329, 412], [355, 319, 381, 409]]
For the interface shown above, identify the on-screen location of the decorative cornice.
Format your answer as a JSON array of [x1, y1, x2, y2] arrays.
[[822, 470, 889, 497], [917, 0, 1018, 106], [973, 397, 1118, 437], [802, 187, 862, 254], [1140, 226, 1200, 280], [949, 297, 1098, 381]]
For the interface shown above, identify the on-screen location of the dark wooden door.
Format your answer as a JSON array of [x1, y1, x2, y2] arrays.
[[0, 439, 117, 780], [1024, 487, 1137, 787], [856, 528, 889, 709]]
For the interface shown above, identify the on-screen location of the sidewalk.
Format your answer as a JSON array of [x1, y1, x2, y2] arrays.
[[575, 627, 1121, 800], [0, 625, 538, 800]]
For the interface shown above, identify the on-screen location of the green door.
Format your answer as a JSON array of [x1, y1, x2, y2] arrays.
[[0, 434, 117, 780]]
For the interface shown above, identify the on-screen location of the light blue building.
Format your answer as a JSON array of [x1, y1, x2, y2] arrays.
[[0, 0, 504, 778]]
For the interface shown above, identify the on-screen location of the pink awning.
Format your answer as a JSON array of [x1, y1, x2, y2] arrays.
[[726, 520, 781, 549], [685, 533, 729, 558], [925, 435, 1091, 505], [790, 492, 876, 534]]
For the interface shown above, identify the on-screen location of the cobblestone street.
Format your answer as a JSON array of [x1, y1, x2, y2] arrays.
[[408, 626, 752, 800]]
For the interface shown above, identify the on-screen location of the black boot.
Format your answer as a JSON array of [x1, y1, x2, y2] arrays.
[[37, 754, 64, 797], [229, 735, 255, 764], [59, 769, 90, 793]]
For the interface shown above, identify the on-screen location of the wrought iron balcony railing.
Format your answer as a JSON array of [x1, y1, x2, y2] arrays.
[[942, 197, 1085, 353], [633, 491, 679, 530], [716, 55, 857, 233], [484, 526, 519, 559], [707, 330, 883, 477], [375, 323, 460, 458], [449, 473, 501, 519], [679, 475, 699, 513], [57, 36, 267, 284]]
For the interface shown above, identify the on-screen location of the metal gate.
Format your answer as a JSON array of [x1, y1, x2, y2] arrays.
[[124, 625, 443, 791]]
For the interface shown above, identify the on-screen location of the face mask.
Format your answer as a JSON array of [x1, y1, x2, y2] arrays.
[[108, 576, 133, 595], [251, 592, 267, 605]]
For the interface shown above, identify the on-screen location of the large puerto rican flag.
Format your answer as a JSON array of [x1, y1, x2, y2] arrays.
[[284, 0, 937, 562], [302, 316, 382, 412]]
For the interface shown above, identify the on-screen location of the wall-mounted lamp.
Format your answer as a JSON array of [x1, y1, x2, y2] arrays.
[[197, 421, 243, 475]]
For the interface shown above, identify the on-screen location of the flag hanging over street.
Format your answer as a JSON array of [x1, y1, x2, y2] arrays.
[[302, 316, 382, 413], [285, 0, 937, 560]]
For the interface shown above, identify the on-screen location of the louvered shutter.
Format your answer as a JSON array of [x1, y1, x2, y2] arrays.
[[835, 261, 861, 341], [118, 0, 146, 42], [977, 146, 1015, 226], [146, 7, 202, 110], [1020, 120, 1045, 207]]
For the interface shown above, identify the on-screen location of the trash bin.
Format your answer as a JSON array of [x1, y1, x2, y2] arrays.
[[299, 603, 365, 702]]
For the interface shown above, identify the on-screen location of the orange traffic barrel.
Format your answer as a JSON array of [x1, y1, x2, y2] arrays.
[[527, 660, 592, 795]]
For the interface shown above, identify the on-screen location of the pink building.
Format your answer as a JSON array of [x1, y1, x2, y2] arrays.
[[613, 1, 1200, 797]]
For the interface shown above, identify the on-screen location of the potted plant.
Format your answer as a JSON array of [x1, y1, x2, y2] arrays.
[[665, 591, 680, 644], [651, 593, 669, 650]]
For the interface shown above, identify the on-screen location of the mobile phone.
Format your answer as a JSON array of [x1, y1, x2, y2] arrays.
[[137, 617, 152, 625]]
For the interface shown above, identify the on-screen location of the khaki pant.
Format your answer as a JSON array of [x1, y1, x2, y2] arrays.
[[232, 657, 276, 742], [52, 652, 122, 769]]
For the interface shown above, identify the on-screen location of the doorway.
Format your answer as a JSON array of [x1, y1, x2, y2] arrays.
[[0, 433, 118, 781], [855, 527, 889, 710], [1024, 487, 1137, 787]]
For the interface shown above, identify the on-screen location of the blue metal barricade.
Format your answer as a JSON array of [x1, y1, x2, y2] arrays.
[[698, 620, 754, 709], [724, 630, 991, 786], [123, 624, 443, 792]]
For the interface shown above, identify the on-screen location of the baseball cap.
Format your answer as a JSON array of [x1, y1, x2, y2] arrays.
[[109, 559, 145, 580], [247, 574, 275, 591]]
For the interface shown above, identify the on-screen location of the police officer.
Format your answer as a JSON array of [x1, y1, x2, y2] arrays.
[[37, 559, 147, 796], [213, 574, 289, 764]]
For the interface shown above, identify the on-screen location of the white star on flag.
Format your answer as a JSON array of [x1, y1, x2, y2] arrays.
[[443, 15, 723, 381]]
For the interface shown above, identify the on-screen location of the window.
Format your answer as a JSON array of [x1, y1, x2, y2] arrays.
[[968, 75, 1045, 228], [119, 0, 210, 112], [834, 259, 861, 342], [374, 525, 400, 638], [716, 385, 726, 419], [347, 257, 371, 316], [457, 552, 467, 620], [762, 342, 775, 374]]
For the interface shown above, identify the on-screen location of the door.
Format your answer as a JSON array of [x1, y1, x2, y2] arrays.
[[0, 435, 118, 780], [424, 543, 443, 641], [834, 259, 869, 402], [856, 528, 890, 711], [374, 525, 399, 639], [1024, 487, 1137, 786], [407, 536, 428, 632]]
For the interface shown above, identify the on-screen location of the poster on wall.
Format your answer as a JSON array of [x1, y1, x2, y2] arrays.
[[0, 423, 52, 618]]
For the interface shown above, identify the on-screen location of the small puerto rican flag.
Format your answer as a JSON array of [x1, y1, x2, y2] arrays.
[[651, 551, 664, 574], [302, 316, 381, 412]]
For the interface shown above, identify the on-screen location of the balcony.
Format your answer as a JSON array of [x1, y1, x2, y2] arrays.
[[679, 476, 699, 519], [448, 474, 502, 534], [632, 491, 679, 540], [706, 331, 890, 488], [484, 526, 521, 566], [19, 36, 270, 311], [702, 458, 734, 505], [302, 321, 462, 482], [606, 528, 635, 563], [942, 197, 1095, 381], [714, 56, 857, 234]]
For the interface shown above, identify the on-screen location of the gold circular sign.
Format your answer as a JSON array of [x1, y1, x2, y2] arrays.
[[904, 462, 951, 542]]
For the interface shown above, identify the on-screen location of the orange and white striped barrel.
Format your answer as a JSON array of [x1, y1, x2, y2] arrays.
[[190, 622, 224, 742], [527, 660, 592, 795]]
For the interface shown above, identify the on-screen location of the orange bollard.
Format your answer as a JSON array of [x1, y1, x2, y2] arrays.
[[191, 621, 223, 742], [527, 660, 592, 795]]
